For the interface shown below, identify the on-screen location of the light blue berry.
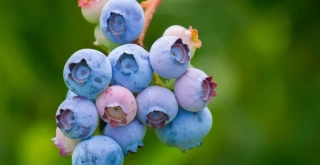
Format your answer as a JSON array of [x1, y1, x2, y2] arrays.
[[103, 118, 146, 155], [72, 135, 124, 165], [100, 0, 145, 44], [150, 36, 190, 79], [63, 49, 112, 99], [108, 44, 153, 93], [136, 86, 178, 129], [55, 96, 98, 140], [155, 107, 213, 152], [174, 68, 217, 112]]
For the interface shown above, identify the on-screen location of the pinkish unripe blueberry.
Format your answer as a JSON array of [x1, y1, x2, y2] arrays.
[[52, 127, 80, 157], [79, 0, 109, 24], [96, 85, 137, 127]]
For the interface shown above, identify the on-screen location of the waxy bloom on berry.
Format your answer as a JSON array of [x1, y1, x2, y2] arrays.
[[55, 96, 99, 140], [174, 68, 217, 112], [136, 86, 178, 129], [156, 107, 213, 152], [100, 0, 145, 44], [63, 49, 112, 99], [150, 36, 191, 79]]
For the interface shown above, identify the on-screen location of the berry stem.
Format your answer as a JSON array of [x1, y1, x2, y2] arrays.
[[152, 73, 166, 88], [137, 0, 162, 46]]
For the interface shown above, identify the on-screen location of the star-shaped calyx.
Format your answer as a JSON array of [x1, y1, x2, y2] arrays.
[[56, 109, 75, 132], [146, 111, 169, 129], [171, 38, 190, 64], [201, 76, 218, 102], [106, 12, 127, 38], [103, 106, 128, 127], [68, 59, 91, 84]]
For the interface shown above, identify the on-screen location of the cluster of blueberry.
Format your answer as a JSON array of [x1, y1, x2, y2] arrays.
[[52, 0, 218, 164]]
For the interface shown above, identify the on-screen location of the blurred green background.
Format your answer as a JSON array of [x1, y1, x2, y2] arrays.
[[1, 0, 319, 164]]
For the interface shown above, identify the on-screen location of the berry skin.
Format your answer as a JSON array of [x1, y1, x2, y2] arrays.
[[163, 25, 202, 58], [100, 0, 145, 44], [103, 118, 146, 155], [52, 127, 80, 157], [136, 86, 178, 129], [174, 68, 217, 112], [149, 36, 190, 79], [72, 135, 124, 165], [79, 0, 109, 24], [108, 44, 153, 93], [95, 85, 137, 127], [63, 49, 112, 99], [55, 96, 99, 140], [155, 107, 213, 152]]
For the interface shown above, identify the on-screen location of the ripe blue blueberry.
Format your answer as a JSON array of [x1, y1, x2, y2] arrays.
[[63, 49, 112, 99], [55, 96, 99, 140], [149, 36, 190, 79], [72, 135, 124, 165], [174, 68, 217, 112], [155, 107, 213, 152], [136, 86, 178, 129], [108, 44, 153, 93], [100, 0, 145, 44], [103, 118, 146, 155]]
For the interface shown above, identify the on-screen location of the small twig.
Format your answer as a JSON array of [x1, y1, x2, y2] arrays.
[[137, 0, 162, 46]]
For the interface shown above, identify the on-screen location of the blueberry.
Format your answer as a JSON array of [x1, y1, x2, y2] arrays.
[[95, 85, 137, 127], [174, 68, 217, 112], [136, 86, 178, 129], [108, 44, 153, 93], [63, 49, 112, 99], [155, 107, 213, 152], [163, 25, 202, 58], [103, 118, 146, 155], [149, 36, 190, 79], [72, 135, 124, 165], [55, 96, 99, 140], [52, 127, 80, 157], [100, 0, 145, 44], [80, 0, 110, 24]]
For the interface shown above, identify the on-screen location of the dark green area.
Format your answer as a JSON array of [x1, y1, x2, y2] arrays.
[[0, 0, 319, 164]]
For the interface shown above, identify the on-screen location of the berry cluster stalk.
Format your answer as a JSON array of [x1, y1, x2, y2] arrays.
[[137, 0, 167, 88], [137, 0, 162, 46]]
